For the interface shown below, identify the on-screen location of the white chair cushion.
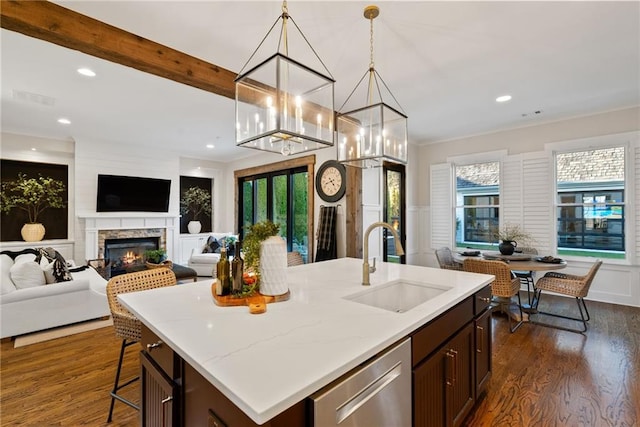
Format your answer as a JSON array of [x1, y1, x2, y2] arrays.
[[1, 255, 16, 295], [10, 261, 46, 289]]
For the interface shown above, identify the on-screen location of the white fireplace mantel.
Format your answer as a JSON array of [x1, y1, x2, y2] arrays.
[[79, 212, 180, 261]]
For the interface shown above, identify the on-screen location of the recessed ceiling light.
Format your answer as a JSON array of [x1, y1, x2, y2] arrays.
[[57, 118, 71, 125], [31, 148, 37, 151], [206, 144, 215, 149], [77, 68, 96, 77], [496, 95, 512, 103]]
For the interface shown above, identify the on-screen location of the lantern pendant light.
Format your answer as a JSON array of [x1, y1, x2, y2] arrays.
[[235, 1, 335, 156], [337, 5, 408, 168]]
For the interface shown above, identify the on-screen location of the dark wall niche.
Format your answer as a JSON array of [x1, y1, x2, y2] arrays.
[[1, 159, 69, 242], [179, 176, 213, 234]]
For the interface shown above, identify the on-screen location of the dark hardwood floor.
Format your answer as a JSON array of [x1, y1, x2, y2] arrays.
[[1, 294, 638, 426]]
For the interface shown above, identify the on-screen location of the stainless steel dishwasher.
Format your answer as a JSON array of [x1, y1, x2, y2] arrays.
[[310, 338, 411, 427]]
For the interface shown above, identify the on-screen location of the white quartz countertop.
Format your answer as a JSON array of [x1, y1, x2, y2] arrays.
[[118, 258, 493, 425]]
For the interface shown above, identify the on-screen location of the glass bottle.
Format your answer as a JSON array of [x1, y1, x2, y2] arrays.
[[231, 240, 244, 295], [216, 247, 231, 296]]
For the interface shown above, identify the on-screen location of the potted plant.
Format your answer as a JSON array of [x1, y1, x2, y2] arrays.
[[0, 173, 66, 242], [180, 186, 212, 234], [491, 223, 533, 255], [144, 248, 172, 269]]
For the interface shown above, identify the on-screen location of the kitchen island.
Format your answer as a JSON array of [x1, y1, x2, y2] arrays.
[[119, 258, 494, 426]]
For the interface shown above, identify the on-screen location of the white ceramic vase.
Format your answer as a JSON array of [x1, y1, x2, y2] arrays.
[[21, 223, 45, 242], [259, 235, 288, 296], [187, 220, 202, 234]]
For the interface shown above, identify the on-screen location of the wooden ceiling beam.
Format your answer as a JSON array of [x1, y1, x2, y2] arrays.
[[0, 0, 237, 99]]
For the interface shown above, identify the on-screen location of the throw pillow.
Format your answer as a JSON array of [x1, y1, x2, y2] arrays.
[[42, 262, 59, 284], [35, 247, 72, 282], [10, 261, 46, 289], [203, 236, 221, 254], [1, 254, 16, 295]]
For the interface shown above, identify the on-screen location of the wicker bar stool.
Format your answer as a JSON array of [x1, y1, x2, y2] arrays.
[[435, 247, 464, 271], [287, 251, 304, 267], [531, 260, 602, 333], [106, 268, 177, 423], [464, 258, 524, 333]]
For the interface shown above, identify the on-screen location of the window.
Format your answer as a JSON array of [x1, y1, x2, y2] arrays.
[[556, 147, 625, 258], [455, 162, 500, 247], [238, 166, 309, 262]]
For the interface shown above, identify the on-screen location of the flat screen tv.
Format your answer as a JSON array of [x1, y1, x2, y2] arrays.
[[96, 174, 171, 213]]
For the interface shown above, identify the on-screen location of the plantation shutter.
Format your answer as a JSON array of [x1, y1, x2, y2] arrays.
[[520, 152, 554, 254], [430, 163, 454, 249], [501, 154, 524, 228]]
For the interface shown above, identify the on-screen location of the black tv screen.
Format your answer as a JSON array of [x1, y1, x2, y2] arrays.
[[96, 174, 171, 213]]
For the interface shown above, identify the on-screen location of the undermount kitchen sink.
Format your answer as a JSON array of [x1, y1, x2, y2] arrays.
[[344, 280, 450, 313]]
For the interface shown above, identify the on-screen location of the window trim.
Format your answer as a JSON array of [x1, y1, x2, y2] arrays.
[[234, 155, 316, 261]]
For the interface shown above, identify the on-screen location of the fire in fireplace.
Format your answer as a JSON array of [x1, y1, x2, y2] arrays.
[[104, 237, 160, 275]]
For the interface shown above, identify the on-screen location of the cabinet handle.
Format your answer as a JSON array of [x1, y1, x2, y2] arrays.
[[476, 326, 484, 353], [146, 341, 163, 351], [161, 396, 173, 426], [445, 350, 457, 386], [479, 296, 491, 303]]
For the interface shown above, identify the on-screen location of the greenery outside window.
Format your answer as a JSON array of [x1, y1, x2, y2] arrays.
[[556, 147, 625, 259], [238, 166, 309, 262]]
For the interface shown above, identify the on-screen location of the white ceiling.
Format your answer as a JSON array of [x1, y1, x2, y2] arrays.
[[1, 1, 639, 163]]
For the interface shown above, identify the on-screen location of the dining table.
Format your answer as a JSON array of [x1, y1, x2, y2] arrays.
[[455, 250, 568, 312]]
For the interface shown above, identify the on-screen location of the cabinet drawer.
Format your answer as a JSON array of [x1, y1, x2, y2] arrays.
[[474, 285, 492, 315], [141, 324, 179, 378], [411, 297, 473, 367]]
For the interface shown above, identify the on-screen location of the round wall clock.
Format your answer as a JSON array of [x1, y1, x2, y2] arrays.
[[316, 160, 347, 202]]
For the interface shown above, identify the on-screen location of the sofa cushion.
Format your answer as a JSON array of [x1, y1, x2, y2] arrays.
[[1, 254, 16, 295], [10, 261, 46, 289], [35, 247, 72, 282], [190, 252, 222, 264], [202, 235, 221, 253]]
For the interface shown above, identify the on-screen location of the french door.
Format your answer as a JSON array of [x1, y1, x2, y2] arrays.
[[383, 161, 406, 264]]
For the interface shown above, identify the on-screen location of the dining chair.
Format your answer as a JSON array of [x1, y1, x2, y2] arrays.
[[531, 260, 602, 333], [512, 247, 539, 306], [435, 247, 464, 271], [463, 258, 524, 332], [105, 267, 177, 422]]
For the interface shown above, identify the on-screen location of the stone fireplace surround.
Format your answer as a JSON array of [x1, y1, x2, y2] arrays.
[[80, 213, 178, 263]]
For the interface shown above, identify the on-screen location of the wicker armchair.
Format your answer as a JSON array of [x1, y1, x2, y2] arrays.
[[531, 260, 602, 333], [106, 268, 177, 422], [287, 251, 304, 267], [464, 258, 523, 332], [435, 247, 464, 271]]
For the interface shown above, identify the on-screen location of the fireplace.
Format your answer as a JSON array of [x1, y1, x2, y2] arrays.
[[105, 236, 160, 276]]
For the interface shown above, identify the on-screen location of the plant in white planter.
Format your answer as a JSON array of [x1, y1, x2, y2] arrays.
[[180, 186, 212, 234], [0, 173, 66, 241]]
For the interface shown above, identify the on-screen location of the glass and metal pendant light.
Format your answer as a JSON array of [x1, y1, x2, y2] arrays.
[[337, 5, 408, 168], [235, 1, 335, 156]]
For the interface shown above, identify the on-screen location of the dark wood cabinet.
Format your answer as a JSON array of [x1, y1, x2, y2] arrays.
[[141, 325, 183, 427], [413, 323, 474, 427], [141, 351, 180, 427], [413, 285, 492, 427], [474, 308, 492, 396]]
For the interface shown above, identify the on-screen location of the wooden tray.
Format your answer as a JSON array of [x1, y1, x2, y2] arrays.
[[211, 284, 290, 307]]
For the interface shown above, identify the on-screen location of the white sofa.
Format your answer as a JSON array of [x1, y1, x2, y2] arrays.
[[0, 250, 110, 339], [187, 232, 237, 277]]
